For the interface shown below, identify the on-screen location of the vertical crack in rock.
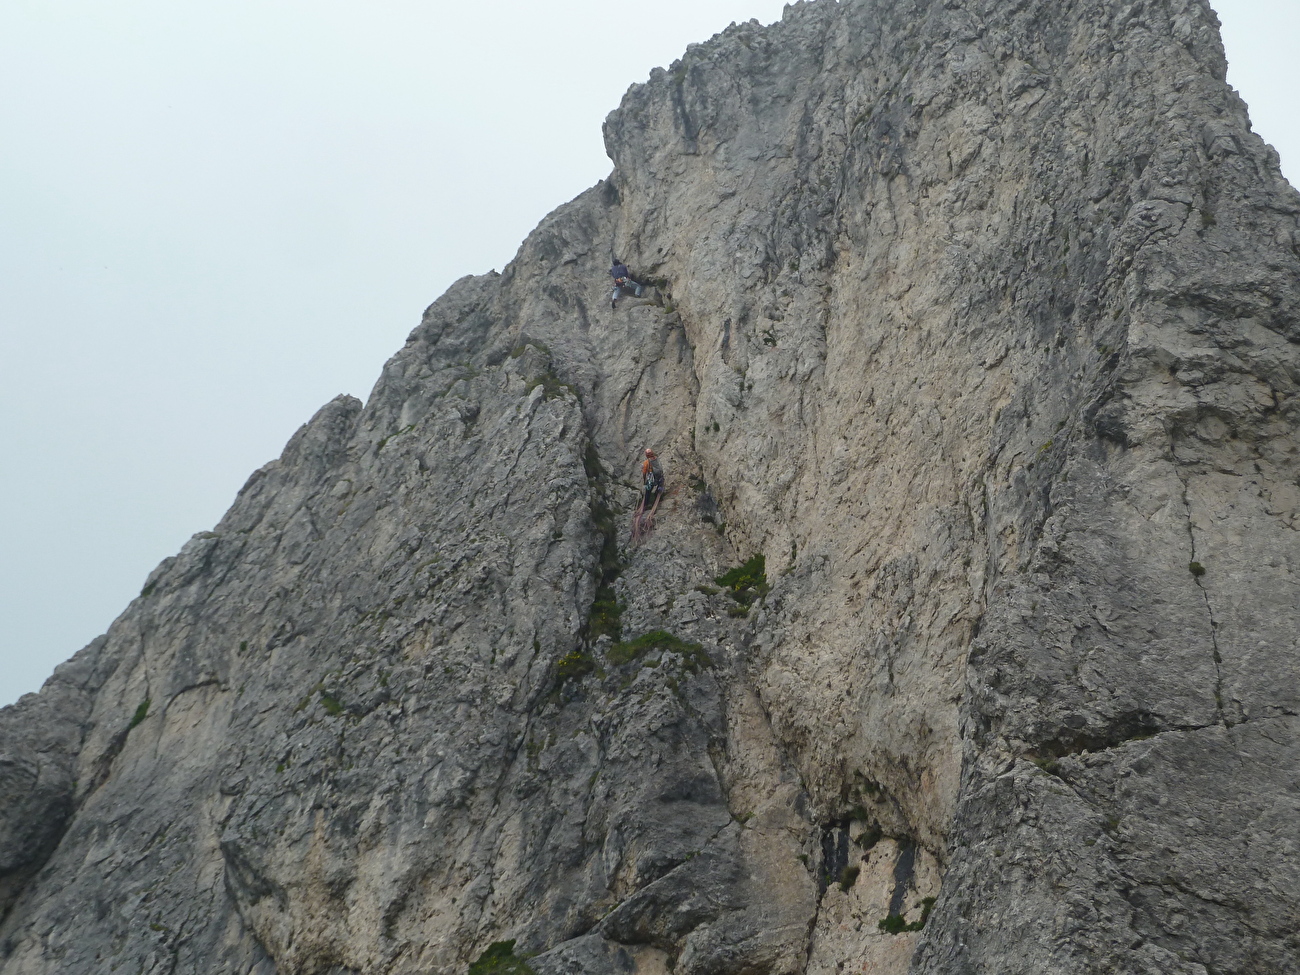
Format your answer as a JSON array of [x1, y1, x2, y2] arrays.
[[1177, 469, 1228, 728]]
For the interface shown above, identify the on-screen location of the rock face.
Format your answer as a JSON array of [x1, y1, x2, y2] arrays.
[[3, 1, 1298, 973]]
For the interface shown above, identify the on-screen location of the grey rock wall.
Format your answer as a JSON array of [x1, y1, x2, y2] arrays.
[[2, 1, 1297, 973]]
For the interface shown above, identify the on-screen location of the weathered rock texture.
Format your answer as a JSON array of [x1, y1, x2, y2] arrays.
[[3, 1, 1298, 973]]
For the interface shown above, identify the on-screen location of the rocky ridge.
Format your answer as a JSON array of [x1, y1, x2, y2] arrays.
[[2, 1, 1299, 973]]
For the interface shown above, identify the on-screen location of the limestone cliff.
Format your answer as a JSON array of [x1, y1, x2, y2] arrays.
[[3, 1, 1298, 973]]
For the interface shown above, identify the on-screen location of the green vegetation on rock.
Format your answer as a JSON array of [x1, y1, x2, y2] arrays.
[[878, 896, 937, 934], [467, 940, 535, 975], [129, 699, 151, 730], [555, 650, 596, 685], [715, 554, 769, 607], [608, 631, 712, 673]]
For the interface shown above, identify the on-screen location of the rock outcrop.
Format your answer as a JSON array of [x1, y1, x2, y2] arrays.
[[3, 1, 1298, 973]]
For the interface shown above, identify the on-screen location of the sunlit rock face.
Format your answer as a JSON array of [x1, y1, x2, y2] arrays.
[[3, 1, 1298, 973]]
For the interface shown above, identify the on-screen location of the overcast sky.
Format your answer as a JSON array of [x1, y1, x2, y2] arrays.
[[1, 0, 1295, 708]]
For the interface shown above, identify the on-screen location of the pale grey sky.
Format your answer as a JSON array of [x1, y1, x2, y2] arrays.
[[1, 0, 1295, 707]]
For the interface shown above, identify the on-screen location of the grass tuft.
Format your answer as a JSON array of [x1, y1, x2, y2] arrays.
[[468, 940, 535, 975], [608, 631, 712, 673]]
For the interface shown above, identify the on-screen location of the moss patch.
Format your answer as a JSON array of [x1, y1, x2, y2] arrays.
[[715, 554, 769, 607], [468, 940, 535, 975], [129, 699, 151, 730]]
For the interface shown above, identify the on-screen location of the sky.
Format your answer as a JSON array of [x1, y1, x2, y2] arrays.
[[1, 1, 1296, 708]]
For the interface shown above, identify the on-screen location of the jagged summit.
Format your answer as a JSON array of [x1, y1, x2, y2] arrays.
[[3, 2, 1299, 973]]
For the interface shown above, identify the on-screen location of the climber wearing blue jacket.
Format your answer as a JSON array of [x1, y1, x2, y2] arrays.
[[609, 260, 644, 309]]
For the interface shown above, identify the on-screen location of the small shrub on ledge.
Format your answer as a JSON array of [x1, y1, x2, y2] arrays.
[[715, 554, 769, 607], [878, 897, 937, 935], [608, 631, 712, 673]]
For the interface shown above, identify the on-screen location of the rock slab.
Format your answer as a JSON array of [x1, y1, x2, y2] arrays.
[[2, 2, 1298, 973]]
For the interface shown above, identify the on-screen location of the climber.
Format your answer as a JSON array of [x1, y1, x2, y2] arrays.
[[632, 448, 665, 543], [609, 259, 645, 309]]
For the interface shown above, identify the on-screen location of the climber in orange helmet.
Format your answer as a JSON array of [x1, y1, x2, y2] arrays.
[[632, 448, 665, 543]]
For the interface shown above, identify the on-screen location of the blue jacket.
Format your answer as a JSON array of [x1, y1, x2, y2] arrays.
[[610, 263, 630, 280]]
